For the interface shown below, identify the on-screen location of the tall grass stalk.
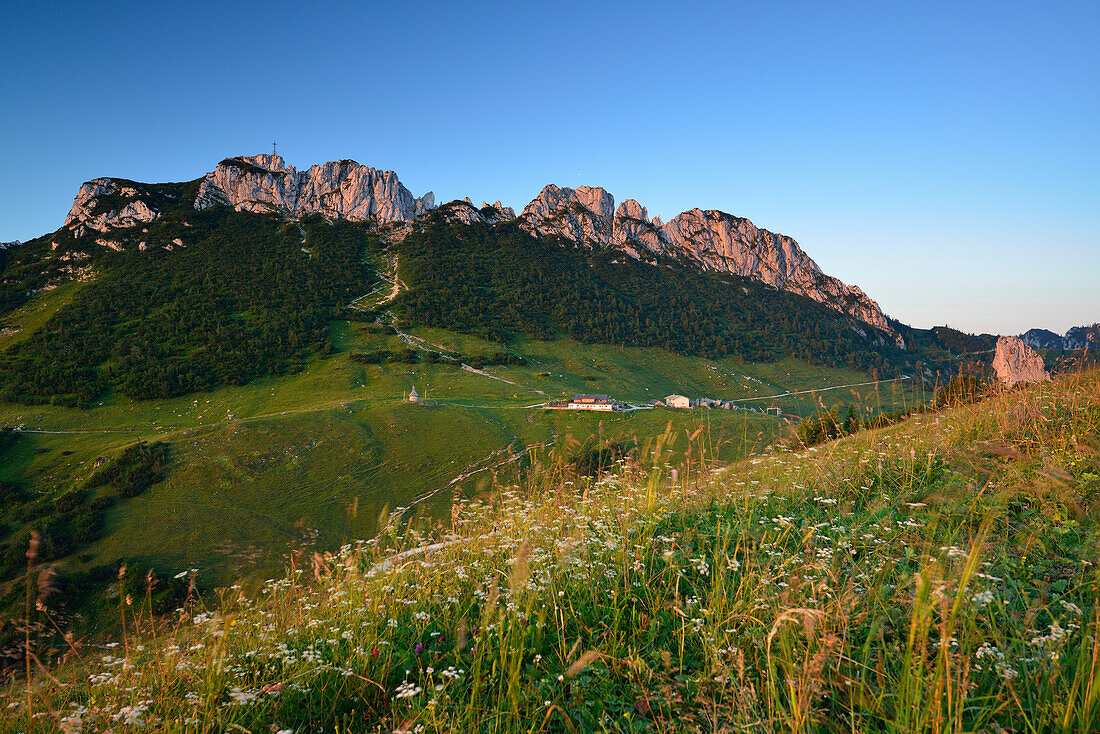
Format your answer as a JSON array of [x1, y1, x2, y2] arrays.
[[5, 369, 1100, 732]]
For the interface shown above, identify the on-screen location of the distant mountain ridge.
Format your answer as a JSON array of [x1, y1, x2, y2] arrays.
[[59, 154, 899, 342], [1020, 325, 1100, 350]]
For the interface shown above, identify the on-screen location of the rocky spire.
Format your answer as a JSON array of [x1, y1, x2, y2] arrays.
[[518, 185, 615, 244], [194, 155, 435, 223], [993, 335, 1050, 386], [512, 183, 899, 341]]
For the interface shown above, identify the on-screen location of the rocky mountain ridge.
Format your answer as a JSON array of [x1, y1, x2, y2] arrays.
[[511, 185, 897, 340], [194, 155, 436, 223], [58, 154, 898, 341], [1020, 325, 1100, 351]]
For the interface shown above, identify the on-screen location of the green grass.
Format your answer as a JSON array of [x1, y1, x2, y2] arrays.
[[0, 279, 88, 353], [0, 326, 920, 605], [7, 368, 1098, 732]]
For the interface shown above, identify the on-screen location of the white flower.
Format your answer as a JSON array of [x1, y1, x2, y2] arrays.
[[972, 590, 995, 606], [394, 680, 423, 700]]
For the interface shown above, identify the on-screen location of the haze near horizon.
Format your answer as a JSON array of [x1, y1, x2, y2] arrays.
[[1, 0, 1096, 335]]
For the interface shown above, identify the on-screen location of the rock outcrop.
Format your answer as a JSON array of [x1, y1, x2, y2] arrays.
[[992, 335, 1050, 387], [194, 155, 434, 223], [519, 185, 615, 244], [436, 200, 487, 226], [513, 185, 897, 340], [482, 201, 516, 223], [56, 154, 900, 342], [64, 179, 159, 236], [611, 199, 666, 258], [435, 199, 516, 226]]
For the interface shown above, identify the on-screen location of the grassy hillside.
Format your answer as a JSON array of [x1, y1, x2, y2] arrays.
[[0, 323, 915, 594], [6, 368, 1098, 732], [0, 202, 940, 672], [0, 212, 380, 406]]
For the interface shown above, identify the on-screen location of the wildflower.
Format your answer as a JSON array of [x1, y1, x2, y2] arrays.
[[394, 681, 423, 700], [972, 590, 995, 606], [1060, 600, 1083, 616], [59, 711, 86, 734], [414, 642, 424, 656]]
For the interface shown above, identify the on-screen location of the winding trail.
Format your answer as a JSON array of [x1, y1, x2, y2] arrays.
[[725, 375, 911, 403], [369, 431, 559, 572]]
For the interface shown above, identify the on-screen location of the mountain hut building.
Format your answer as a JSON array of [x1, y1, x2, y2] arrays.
[[566, 394, 618, 412]]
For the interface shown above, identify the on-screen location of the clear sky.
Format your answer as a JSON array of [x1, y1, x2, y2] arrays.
[[2, 0, 1096, 335]]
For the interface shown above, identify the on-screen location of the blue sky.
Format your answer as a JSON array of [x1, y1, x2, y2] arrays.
[[2, 0, 1097, 335]]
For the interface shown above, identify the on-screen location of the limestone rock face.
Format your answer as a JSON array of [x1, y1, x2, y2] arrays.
[[435, 199, 517, 226], [436, 200, 487, 225], [416, 192, 436, 217], [519, 185, 615, 244], [482, 201, 516, 223], [992, 335, 1050, 387], [194, 155, 434, 223], [661, 209, 894, 335], [516, 184, 897, 340], [611, 199, 666, 258], [1065, 325, 1100, 350], [64, 178, 159, 234]]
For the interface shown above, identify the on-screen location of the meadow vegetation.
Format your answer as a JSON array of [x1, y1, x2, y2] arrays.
[[6, 370, 1098, 732]]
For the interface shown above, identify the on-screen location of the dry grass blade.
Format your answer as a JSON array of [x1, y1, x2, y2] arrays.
[[566, 650, 601, 678]]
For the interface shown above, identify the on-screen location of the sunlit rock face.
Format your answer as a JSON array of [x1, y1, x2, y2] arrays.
[[514, 184, 898, 341], [519, 185, 615, 245], [435, 200, 486, 225], [481, 201, 516, 223], [434, 199, 517, 226], [993, 335, 1050, 387], [194, 154, 434, 223], [64, 179, 159, 236], [659, 208, 896, 337], [59, 155, 898, 341]]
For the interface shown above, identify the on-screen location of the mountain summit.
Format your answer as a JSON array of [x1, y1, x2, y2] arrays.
[[59, 154, 899, 343]]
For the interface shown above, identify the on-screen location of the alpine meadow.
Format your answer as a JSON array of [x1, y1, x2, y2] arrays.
[[1, 3, 1098, 731]]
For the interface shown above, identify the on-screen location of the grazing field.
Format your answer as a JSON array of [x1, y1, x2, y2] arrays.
[[6, 367, 1097, 732], [0, 324, 919, 598]]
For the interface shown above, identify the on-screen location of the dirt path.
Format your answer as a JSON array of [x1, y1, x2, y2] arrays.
[[370, 432, 559, 568], [725, 375, 911, 403], [349, 253, 405, 312]]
